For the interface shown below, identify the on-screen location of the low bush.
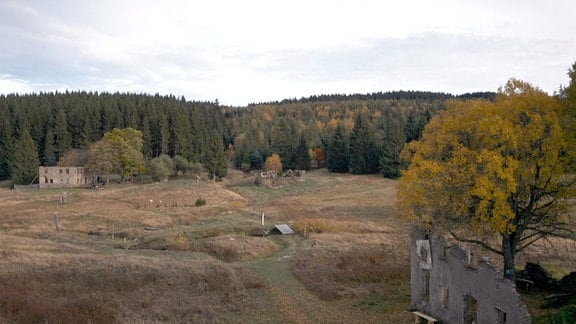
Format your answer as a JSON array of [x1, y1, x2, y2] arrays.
[[195, 197, 206, 206]]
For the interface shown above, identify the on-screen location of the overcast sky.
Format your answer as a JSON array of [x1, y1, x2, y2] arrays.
[[1, 0, 575, 106]]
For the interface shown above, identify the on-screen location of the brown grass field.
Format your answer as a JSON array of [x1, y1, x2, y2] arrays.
[[0, 169, 574, 323]]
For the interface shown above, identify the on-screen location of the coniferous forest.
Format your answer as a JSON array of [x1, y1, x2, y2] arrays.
[[0, 90, 495, 185]]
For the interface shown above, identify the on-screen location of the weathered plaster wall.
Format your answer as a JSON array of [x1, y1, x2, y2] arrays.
[[411, 229, 531, 323], [39, 166, 88, 189]]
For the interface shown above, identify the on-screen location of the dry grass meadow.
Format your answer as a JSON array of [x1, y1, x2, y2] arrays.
[[1, 169, 574, 323]]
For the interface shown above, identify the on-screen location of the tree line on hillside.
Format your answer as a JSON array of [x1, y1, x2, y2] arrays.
[[0, 92, 226, 184], [0, 90, 494, 185], [225, 92, 494, 177], [249, 90, 496, 105]]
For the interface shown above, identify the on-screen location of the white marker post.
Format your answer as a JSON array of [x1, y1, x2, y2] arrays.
[[261, 212, 265, 236], [261, 212, 265, 226]]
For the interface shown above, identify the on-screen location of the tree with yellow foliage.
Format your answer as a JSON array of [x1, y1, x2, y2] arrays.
[[264, 153, 282, 174], [397, 79, 575, 281], [86, 128, 145, 181]]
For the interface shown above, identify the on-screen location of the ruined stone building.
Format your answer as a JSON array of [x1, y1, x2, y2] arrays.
[[39, 166, 88, 189], [411, 229, 531, 323]]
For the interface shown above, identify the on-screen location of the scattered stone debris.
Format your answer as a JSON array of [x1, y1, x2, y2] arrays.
[[253, 169, 305, 187]]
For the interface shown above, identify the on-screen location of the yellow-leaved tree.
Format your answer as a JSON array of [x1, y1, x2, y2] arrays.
[[86, 128, 145, 182], [264, 153, 282, 174], [397, 79, 575, 281]]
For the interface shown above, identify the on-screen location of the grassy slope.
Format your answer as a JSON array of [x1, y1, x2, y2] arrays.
[[2, 169, 571, 322]]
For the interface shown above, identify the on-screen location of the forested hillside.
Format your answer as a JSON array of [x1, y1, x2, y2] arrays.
[[225, 91, 495, 175], [0, 90, 495, 184], [0, 92, 224, 182]]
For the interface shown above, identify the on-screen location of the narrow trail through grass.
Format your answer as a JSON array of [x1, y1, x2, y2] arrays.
[[241, 235, 347, 323]]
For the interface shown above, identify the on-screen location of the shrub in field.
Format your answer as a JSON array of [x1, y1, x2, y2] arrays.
[[166, 233, 190, 251], [195, 197, 206, 206]]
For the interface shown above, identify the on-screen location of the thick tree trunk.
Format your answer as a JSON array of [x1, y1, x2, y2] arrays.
[[502, 234, 516, 282]]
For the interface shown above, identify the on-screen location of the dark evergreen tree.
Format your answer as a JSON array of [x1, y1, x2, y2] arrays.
[[11, 130, 40, 185], [168, 111, 192, 159], [404, 109, 427, 142], [249, 149, 264, 170], [270, 116, 299, 170], [349, 114, 380, 174], [379, 117, 406, 179], [294, 136, 311, 170], [150, 112, 170, 157], [326, 123, 349, 173], [204, 131, 227, 180], [53, 108, 72, 161], [0, 101, 13, 180], [42, 129, 58, 166]]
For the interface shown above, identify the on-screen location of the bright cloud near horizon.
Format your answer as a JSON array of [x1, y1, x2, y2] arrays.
[[1, 0, 575, 106]]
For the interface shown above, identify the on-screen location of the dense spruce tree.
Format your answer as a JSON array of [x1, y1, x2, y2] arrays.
[[53, 108, 72, 161], [270, 116, 299, 170], [379, 117, 406, 179], [326, 123, 349, 173], [42, 129, 58, 166], [150, 112, 170, 157], [204, 131, 227, 180], [0, 102, 13, 180], [294, 135, 311, 170], [11, 130, 40, 185], [168, 112, 189, 158], [349, 114, 380, 174], [249, 149, 264, 170], [404, 110, 427, 142]]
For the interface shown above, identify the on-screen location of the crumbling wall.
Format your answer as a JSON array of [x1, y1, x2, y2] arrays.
[[411, 229, 531, 323]]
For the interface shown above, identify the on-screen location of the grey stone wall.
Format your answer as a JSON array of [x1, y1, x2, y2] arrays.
[[410, 229, 531, 323], [39, 166, 88, 189]]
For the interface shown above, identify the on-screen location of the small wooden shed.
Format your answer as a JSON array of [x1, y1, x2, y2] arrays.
[[271, 224, 295, 235]]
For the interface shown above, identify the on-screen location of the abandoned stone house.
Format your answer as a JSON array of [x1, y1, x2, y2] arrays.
[[411, 229, 531, 323], [39, 166, 89, 189]]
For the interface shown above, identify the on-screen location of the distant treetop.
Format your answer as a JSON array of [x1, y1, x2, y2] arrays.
[[248, 90, 496, 106]]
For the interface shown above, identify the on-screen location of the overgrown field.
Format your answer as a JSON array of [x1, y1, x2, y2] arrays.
[[0, 170, 412, 323], [1, 170, 572, 322]]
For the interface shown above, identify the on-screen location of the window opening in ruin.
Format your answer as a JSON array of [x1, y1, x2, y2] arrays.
[[440, 245, 448, 261], [464, 295, 478, 324], [417, 240, 432, 269], [441, 287, 449, 309], [66, 168, 69, 174], [496, 308, 507, 324], [44, 176, 48, 184], [50, 179, 53, 184], [59, 169, 62, 174]]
